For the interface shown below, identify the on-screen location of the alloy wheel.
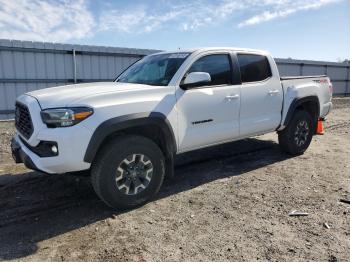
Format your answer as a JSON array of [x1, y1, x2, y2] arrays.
[[294, 120, 310, 147], [115, 154, 153, 195]]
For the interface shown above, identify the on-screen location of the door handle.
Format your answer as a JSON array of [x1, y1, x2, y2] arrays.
[[226, 94, 239, 101], [268, 90, 280, 95]]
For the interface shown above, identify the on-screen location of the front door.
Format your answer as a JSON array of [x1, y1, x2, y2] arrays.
[[176, 53, 241, 152]]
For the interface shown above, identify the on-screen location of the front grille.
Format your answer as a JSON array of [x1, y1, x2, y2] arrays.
[[15, 102, 34, 139]]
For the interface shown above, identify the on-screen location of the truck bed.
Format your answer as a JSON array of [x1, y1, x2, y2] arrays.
[[280, 74, 332, 121], [280, 75, 327, 80]]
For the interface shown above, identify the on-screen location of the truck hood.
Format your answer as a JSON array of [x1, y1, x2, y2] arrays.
[[27, 82, 154, 109]]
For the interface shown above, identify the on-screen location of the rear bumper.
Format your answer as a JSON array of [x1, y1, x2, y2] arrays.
[[321, 101, 332, 117]]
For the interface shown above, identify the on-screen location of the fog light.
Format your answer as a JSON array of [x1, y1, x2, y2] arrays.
[[18, 137, 58, 157], [51, 145, 58, 154]]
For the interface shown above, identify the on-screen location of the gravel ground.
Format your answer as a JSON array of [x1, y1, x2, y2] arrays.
[[0, 98, 349, 262]]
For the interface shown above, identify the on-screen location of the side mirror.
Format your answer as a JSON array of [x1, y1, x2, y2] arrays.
[[180, 72, 211, 89]]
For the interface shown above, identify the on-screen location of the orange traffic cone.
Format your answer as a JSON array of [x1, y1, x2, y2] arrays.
[[316, 119, 324, 135]]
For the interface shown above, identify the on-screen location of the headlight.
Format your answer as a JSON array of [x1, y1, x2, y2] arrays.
[[41, 107, 93, 127]]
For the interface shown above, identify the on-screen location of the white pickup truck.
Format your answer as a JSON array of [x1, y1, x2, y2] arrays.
[[11, 47, 333, 209]]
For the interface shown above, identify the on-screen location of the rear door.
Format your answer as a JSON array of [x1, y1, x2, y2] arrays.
[[237, 53, 283, 136], [176, 53, 241, 152]]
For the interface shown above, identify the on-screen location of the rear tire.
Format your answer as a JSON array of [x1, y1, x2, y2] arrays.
[[91, 135, 165, 210], [278, 110, 314, 155]]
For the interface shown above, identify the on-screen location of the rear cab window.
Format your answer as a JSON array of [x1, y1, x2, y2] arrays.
[[185, 54, 232, 86], [237, 54, 272, 83]]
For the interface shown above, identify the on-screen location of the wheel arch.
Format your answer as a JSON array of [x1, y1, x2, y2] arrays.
[[84, 112, 177, 164], [283, 96, 320, 131]]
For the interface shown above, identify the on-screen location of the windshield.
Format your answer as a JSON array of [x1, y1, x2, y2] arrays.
[[116, 53, 190, 86]]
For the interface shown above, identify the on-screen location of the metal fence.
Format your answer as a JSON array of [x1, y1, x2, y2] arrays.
[[1, 39, 349, 120], [0, 39, 158, 119]]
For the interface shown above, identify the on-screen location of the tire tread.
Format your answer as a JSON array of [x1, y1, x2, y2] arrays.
[[278, 110, 314, 155], [91, 135, 165, 209]]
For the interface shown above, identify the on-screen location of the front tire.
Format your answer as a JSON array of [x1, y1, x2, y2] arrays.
[[278, 110, 314, 155], [91, 135, 165, 210]]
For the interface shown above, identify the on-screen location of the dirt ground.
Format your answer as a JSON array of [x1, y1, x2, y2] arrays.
[[0, 98, 349, 262]]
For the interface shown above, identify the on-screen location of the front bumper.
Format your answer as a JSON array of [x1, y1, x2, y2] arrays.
[[12, 94, 93, 174], [11, 137, 41, 172], [11, 132, 92, 174]]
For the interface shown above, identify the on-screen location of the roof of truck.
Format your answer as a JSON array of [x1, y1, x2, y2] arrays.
[[154, 47, 270, 56]]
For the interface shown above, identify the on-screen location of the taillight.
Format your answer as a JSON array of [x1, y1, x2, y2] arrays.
[[327, 79, 333, 96]]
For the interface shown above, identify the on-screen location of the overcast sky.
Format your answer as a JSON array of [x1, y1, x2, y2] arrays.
[[0, 0, 349, 61]]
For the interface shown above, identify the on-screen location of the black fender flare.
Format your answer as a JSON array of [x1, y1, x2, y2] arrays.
[[84, 112, 177, 163], [283, 96, 320, 127]]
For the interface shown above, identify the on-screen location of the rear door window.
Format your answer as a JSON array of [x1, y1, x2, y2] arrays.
[[237, 54, 272, 83]]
